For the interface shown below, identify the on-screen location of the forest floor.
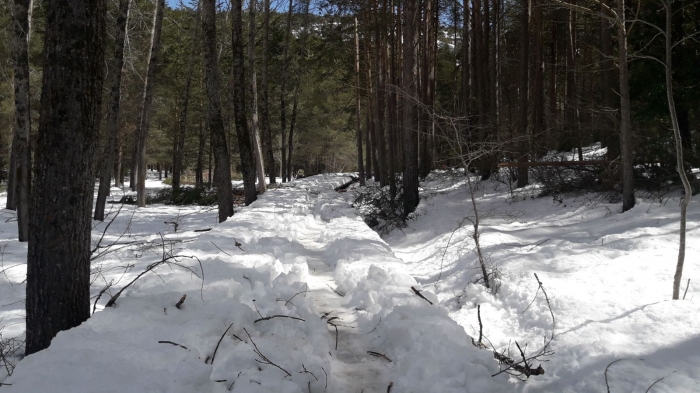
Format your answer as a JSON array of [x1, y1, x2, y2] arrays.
[[0, 170, 699, 392]]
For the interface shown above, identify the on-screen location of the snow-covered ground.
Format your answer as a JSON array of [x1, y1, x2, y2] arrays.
[[369, 171, 700, 393], [1, 170, 699, 392], [0, 172, 506, 392]]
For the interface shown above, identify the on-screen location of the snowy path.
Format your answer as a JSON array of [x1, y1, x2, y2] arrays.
[[2, 174, 506, 393], [293, 199, 392, 393]]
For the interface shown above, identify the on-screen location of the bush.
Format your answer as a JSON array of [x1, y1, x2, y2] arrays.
[[148, 187, 219, 206], [353, 178, 408, 234]]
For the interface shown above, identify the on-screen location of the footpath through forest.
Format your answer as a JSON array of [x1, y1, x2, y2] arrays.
[[1, 174, 507, 393]]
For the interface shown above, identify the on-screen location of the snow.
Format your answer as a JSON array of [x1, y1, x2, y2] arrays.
[[1, 169, 699, 392], [376, 170, 700, 392]]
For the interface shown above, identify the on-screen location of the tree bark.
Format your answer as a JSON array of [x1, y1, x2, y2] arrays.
[[173, 2, 200, 192], [600, 0, 619, 158], [375, 1, 388, 185], [248, 0, 267, 193], [202, 0, 234, 221], [26, 0, 105, 355], [665, 0, 692, 299], [355, 18, 365, 186], [9, 0, 32, 241], [617, 0, 634, 212], [279, 0, 293, 183], [196, 120, 205, 187], [402, 0, 419, 216], [287, 0, 312, 180], [517, 0, 531, 188], [135, 0, 165, 207], [231, 0, 257, 204], [95, 0, 131, 221], [261, 0, 275, 184]]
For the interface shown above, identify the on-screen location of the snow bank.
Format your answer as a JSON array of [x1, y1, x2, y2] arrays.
[[386, 170, 700, 392]]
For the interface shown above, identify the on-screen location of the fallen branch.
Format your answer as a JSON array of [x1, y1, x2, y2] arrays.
[[194, 228, 212, 232], [254, 315, 305, 323], [605, 359, 625, 393], [209, 323, 234, 365], [683, 278, 691, 300], [243, 327, 291, 377], [492, 349, 545, 378], [158, 340, 189, 350], [367, 351, 392, 362], [326, 284, 345, 297], [645, 371, 676, 393], [410, 286, 433, 305]]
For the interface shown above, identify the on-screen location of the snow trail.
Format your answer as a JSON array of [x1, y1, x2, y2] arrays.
[[293, 201, 393, 392], [2, 174, 506, 393]]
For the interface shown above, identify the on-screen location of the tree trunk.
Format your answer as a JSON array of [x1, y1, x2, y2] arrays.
[[287, 0, 312, 181], [665, 1, 692, 299], [374, 1, 388, 185], [461, 0, 470, 116], [600, 0, 619, 158], [135, 0, 165, 207], [517, 0, 531, 188], [95, 0, 130, 221], [402, 0, 419, 216], [279, 0, 293, 183], [261, 0, 275, 184], [173, 2, 200, 192], [9, 0, 32, 241], [617, 0, 634, 212], [26, 0, 105, 355], [532, 0, 544, 144], [196, 120, 205, 187], [355, 18, 365, 186], [248, 0, 267, 193], [231, 0, 257, 204]]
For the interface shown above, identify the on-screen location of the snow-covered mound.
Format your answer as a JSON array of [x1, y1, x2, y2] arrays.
[[385, 170, 700, 392]]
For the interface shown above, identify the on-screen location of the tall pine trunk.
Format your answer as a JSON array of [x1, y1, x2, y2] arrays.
[[517, 0, 531, 188], [249, 0, 267, 193], [279, 0, 293, 183], [95, 0, 131, 221], [617, 0, 634, 211], [402, 0, 419, 216], [355, 18, 365, 186], [9, 0, 32, 241], [261, 0, 275, 184], [26, 0, 105, 355], [202, 0, 234, 221], [173, 2, 200, 192], [232, 0, 257, 204], [287, 0, 312, 180], [135, 0, 165, 207]]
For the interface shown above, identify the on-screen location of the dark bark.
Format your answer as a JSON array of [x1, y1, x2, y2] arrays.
[[173, 2, 200, 192], [402, 0, 419, 216], [355, 18, 365, 186], [9, 0, 32, 240], [375, 1, 388, 185], [135, 0, 165, 207], [196, 120, 205, 187], [231, 0, 257, 204], [517, 0, 531, 188], [261, 0, 275, 184], [287, 0, 312, 180], [95, 0, 130, 221], [600, 0, 619, 158], [617, 0, 634, 211], [461, 0, 470, 116], [249, 0, 266, 193], [279, 0, 293, 183], [26, 0, 105, 355]]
